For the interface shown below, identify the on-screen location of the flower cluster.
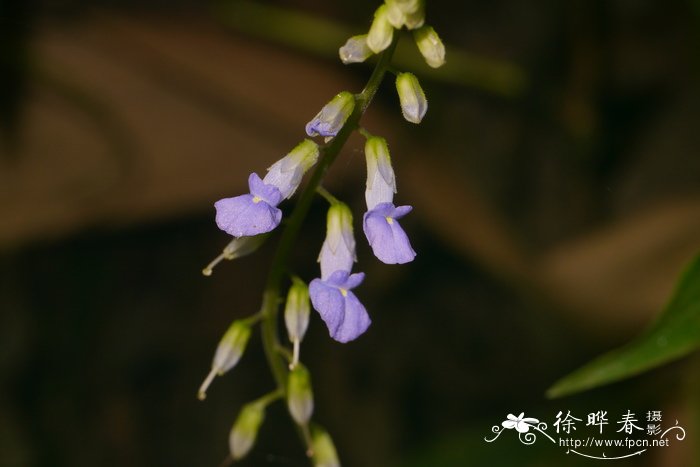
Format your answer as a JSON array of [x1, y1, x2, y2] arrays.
[[199, 0, 445, 463], [340, 0, 445, 126]]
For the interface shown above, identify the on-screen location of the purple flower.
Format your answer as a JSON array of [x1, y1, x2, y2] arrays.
[[363, 202, 416, 264], [309, 270, 371, 343], [215, 173, 283, 237]]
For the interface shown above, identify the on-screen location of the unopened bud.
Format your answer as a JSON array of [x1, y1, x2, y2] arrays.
[[385, 0, 406, 28], [403, 0, 425, 29], [202, 234, 269, 276], [413, 25, 445, 68], [364, 136, 396, 210], [386, 0, 425, 29], [339, 35, 373, 64], [396, 72, 428, 124], [311, 425, 340, 467], [229, 402, 265, 460], [306, 92, 356, 139], [198, 321, 252, 400], [287, 364, 314, 425], [318, 202, 356, 280], [367, 5, 394, 53], [263, 139, 320, 199], [284, 278, 310, 368]]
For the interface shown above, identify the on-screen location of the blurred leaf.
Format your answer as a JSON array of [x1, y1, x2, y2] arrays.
[[548, 253, 700, 398]]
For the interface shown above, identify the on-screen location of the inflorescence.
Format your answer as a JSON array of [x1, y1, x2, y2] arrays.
[[198, 1, 445, 464]]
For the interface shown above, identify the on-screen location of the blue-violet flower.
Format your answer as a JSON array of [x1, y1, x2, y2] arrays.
[[215, 173, 283, 237], [309, 270, 371, 343], [363, 202, 416, 264]]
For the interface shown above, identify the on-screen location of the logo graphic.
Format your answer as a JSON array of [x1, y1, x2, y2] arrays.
[[485, 410, 686, 460]]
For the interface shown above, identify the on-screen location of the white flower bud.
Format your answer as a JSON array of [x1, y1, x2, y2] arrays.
[[198, 321, 252, 400], [311, 426, 340, 467], [229, 402, 265, 460], [339, 35, 373, 64], [364, 136, 396, 210], [263, 139, 320, 199], [287, 365, 314, 426], [318, 202, 356, 280], [413, 25, 446, 68], [395, 72, 428, 124], [306, 92, 356, 139], [367, 5, 394, 53]]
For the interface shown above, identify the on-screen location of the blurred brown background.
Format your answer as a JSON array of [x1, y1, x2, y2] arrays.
[[1, 0, 700, 466]]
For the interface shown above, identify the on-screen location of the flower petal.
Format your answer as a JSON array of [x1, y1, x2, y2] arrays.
[[248, 173, 283, 206], [343, 272, 365, 290], [309, 279, 345, 337], [332, 291, 371, 343], [215, 195, 282, 237], [263, 160, 303, 199], [363, 206, 416, 264], [326, 269, 351, 287]]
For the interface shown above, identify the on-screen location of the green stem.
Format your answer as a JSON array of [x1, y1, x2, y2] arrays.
[[258, 37, 399, 453], [316, 186, 340, 205]]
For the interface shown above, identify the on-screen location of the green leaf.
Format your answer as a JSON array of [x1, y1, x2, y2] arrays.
[[547, 253, 700, 398]]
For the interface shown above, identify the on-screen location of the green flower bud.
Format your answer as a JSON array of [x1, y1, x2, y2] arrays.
[[386, 0, 425, 29], [385, 0, 406, 28], [367, 4, 394, 53], [198, 321, 252, 400], [229, 402, 265, 460], [395, 72, 428, 124], [284, 277, 311, 368], [403, 0, 425, 29], [311, 425, 340, 467], [287, 364, 314, 425], [413, 25, 446, 68]]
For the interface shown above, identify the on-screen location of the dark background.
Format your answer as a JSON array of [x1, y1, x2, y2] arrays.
[[1, 0, 699, 465]]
